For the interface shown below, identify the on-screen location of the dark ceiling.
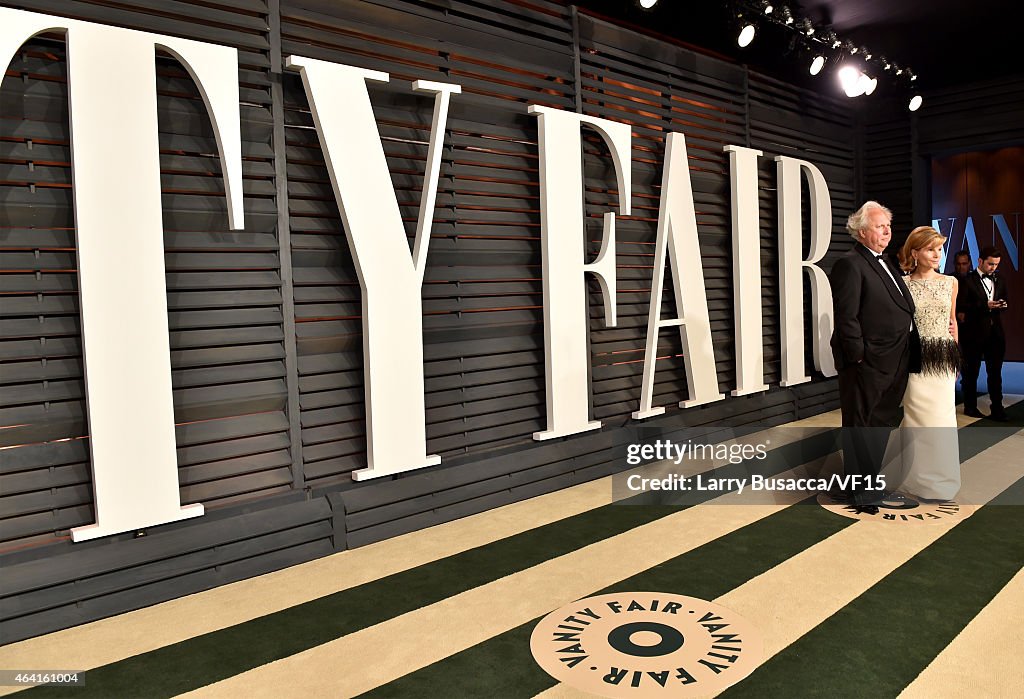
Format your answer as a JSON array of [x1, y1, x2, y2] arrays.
[[571, 1, 1024, 99]]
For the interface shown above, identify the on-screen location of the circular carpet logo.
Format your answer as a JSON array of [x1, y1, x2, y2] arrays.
[[530, 592, 762, 698], [817, 492, 963, 523]]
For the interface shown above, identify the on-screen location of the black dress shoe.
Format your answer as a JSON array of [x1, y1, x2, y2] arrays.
[[964, 408, 984, 418], [853, 504, 879, 515], [879, 491, 907, 502], [990, 411, 1009, 422]]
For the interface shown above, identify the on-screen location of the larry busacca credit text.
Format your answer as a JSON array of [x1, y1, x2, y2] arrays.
[[625, 473, 886, 495], [623, 439, 886, 495]]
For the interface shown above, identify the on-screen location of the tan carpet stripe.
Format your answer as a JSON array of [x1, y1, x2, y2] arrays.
[[898, 567, 1024, 699], [178, 466, 830, 697], [531, 411, 1022, 698], [0, 420, 824, 687], [0, 476, 609, 683]]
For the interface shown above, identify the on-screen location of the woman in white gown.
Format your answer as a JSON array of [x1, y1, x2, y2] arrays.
[[893, 226, 962, 500]]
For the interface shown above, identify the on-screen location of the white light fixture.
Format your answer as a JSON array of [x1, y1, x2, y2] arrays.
[[764, 4, 774, 14], [738, 24, 756, 47], [909, 94, 923, 111], [854, 72, 873, 96], [639, 0, 658, 8], [864, 76, 878, 95], [839, 66, 864, 97], [810, 55, 825, 75]]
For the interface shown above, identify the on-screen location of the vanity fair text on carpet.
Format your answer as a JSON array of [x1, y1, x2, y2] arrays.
[[1, 8, 837, 541]]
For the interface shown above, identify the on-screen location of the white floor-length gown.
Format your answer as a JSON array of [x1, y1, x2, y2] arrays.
[[896, 276, 961, 500]]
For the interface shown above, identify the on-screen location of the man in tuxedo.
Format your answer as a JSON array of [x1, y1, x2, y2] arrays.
[[829, 201, 920, 513], [952, 250, 972, 280], [958, 246, 1009, 421], [950, 250, 973, 342]]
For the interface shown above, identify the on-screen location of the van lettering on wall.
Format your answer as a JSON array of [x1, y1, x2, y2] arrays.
[[0, 8, 836, 541]]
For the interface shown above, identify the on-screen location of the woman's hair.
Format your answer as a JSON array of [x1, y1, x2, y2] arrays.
[[898, 226, 947, 273]]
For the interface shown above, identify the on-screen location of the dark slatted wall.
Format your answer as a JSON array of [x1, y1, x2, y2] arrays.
[[0, 0, 337, 643], [0, 1, 293, 539], [916, 75, 1024, 156], [1, 0, 861, 643], [278, 0, 576, 487], [862, 104, 913, 241], [747, 71, 858, 417], [577, 15, 748, 422]]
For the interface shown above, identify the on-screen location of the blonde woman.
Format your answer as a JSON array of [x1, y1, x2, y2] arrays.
[[893, 226, 961, 500]]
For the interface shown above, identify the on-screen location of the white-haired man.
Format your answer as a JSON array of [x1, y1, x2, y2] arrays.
[[829, 201, 921, 513]]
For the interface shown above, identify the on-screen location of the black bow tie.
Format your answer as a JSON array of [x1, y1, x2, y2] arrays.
[[982, 273, 994, 280]]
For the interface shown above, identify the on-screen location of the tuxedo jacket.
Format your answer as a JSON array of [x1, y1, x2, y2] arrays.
[[957, 270, 1009, 342], [829, 244, 919, 372]]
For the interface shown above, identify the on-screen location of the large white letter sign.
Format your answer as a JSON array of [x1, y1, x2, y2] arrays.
[[527, 106, 631, 441], [285, 56, 460, 480], [724, 145, 768, 397], [775, 156, 837, 385], [0, 8, 243, 541], [634, 133, 724, 419], [0, 8, 242, 540]]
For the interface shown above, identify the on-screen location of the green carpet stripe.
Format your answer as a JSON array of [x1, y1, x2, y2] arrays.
[[721, 475, 1024, 695], [23, 433, 840, 698], [358, 411, 1023, 698], [357, 499, 854, 698]]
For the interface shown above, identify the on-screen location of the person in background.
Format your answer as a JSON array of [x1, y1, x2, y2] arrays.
[[950, 250, 972, 351], [951, 250, 972, 280], [957, 246, 1009, 421]]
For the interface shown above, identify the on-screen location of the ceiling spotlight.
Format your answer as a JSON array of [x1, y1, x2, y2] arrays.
[[839, 66, 865, 97], [850, 46, 858, 54], [638, 0, 658, 8], [832, 39, 842, 49], [895, 67, 904, 76], [764, 4, 774, 15], [810, 55, 826, 75], [864, 51, 872, 60], [909, 94, 923, 111], [882, 60, 892, 71], [909, 71, 917, 81], [855, 72, 873, 96], [738, 23, 756, 47]]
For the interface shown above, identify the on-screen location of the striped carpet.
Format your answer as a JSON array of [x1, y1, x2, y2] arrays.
[[2, 396, 1022, 698]]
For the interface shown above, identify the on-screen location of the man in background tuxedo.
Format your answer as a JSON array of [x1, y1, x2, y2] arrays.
[[829, 201, 920, 513], [951, 250, 972, 280], [958, 246, 1009, 421], [950, 250, 973, 343]]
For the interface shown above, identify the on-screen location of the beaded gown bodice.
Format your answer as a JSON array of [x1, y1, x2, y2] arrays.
[[905, 275, 960, 375], [905, 276, 953, 339]]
